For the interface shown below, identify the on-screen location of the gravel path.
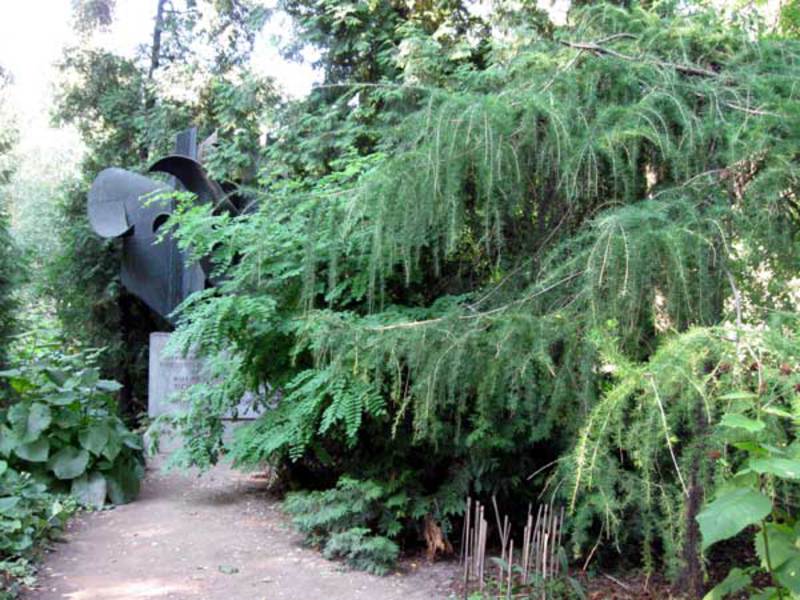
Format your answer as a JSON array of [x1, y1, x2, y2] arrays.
[[24, 456, 457, 600]]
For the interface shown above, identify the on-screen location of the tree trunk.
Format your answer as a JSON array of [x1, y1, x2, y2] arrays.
[[142, 0, 166, 157], [148, 0, 166, 80], [676, 398, 710, 599]]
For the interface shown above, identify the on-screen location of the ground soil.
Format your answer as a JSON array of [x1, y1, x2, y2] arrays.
[[22, 456, 457, 600]]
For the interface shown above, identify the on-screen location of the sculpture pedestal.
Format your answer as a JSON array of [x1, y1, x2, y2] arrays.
[[147, 332, 262, 419]]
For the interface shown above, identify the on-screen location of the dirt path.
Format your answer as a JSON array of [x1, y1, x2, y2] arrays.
[[24, 456, 456, 600]]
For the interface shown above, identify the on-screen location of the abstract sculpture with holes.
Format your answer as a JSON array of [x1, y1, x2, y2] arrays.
[[86, 128, 241, 323]]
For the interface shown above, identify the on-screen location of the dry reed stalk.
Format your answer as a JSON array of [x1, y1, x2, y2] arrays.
[[461, 497, 470, 567], [521, 525, 529, 584], [539, 503, 549, 577], [502, 515, 510, 582], [551, 505, 558, 577], [506, 539, 514, 600], [478, 507, 486, 590], [463, 497, 471, 595], [462, 497, 491, 597], [499, 533, 506, 583], [540, 510, 548, 600], [532, 503, 543, 578], [472, 500, 481, 577], [491, 495, 503, 584], [492, 494, 503, 543], [554, 506, 564, 576], [522, 507, 533, 584], [463, 498, 566, 598], [544, 502, 551, 580]]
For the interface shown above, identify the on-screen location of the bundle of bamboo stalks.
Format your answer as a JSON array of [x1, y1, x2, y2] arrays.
[[460, 496, 565, 599], [461, 497, 488, 592]]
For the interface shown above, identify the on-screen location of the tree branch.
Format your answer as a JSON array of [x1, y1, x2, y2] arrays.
[[559, 39, 718, 78]]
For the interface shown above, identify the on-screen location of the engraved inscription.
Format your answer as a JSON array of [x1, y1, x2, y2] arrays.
[[148, 332, 262, 419]]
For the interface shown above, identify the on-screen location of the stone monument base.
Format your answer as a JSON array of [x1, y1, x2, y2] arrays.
[[147, 332, 262, 420]]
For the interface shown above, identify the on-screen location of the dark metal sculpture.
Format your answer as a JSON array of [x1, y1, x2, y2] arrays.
[[87, 128, 236, 322]]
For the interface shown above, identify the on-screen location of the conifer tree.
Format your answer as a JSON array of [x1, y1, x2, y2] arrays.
[[163, 2, 800, 579]]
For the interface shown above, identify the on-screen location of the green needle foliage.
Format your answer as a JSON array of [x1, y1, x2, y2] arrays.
[[162, 1, 800, 580], [284, 477, 402, 574]]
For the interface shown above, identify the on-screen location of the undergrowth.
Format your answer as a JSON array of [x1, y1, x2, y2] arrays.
[[0, 331, 143, 596], [284, 476, 415, 574], [0, 461, 75, 600]]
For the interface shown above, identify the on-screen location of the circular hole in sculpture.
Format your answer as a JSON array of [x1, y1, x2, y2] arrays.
[[152, 213, 170, 233]]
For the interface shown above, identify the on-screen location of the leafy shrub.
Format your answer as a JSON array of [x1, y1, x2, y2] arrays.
[[285, 477, 401, 542], [0, 459, 74, 599], [0, 341, 144, 508], [322, 528, 399, 575], [698, 396, 800, 598], [284, 477, 408, 574], [566, 316, 800, 590], [0, 559, 34, 600]]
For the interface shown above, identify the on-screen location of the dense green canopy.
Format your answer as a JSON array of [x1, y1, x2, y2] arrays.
[[159, 1, 800, 580], [5, 0, 800, 592]]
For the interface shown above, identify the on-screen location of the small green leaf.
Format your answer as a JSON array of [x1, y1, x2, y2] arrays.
[[697, 488, 772, 550], [102, 431, 122, 462], [8, 403, 52, 443], [0, 496, 21, 514], [14, 438, 50, 463], [50, 447, 90, 480], [121, 433, 142, 450], [702, 567, 751, 600], [720, 413, 765, 433], [749, 457, 800, 480], [732, 441, 765, 454], [755, 523, 797, 570], [78, 369, 99, 388], [71, 472, 107, 509], [0, 460, 7, 476], [720, 392, 758, 400], [48, 391, 78, 406], [763, 407, 794, 420], [7, 375, 34, 394], [43, 368, 67, 386], [0, 426, 17, 457], [52, 408, 81, 429], [96, 379, 123, 393], [750, 587, 780, 600], [775, 555, 800, 594], [567, 576, 587, 600], [761, 444, 788, 457], [79, 423, 110, 456], [27, 403, 52, 436]]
